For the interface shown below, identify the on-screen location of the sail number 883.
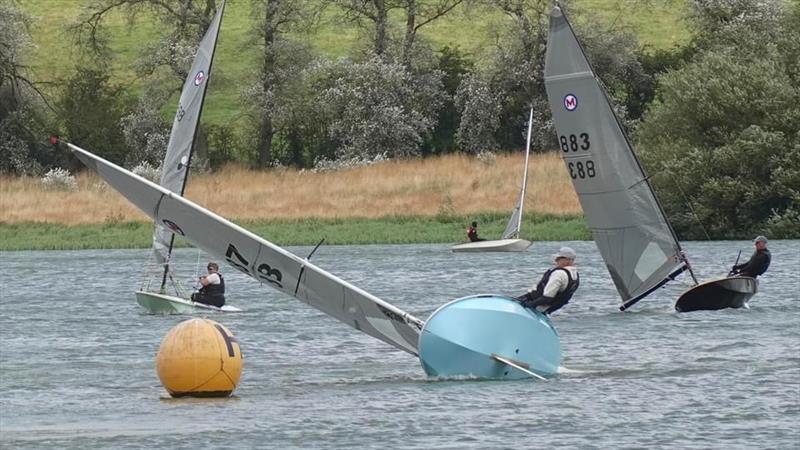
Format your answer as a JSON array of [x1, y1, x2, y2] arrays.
[[560, 133, 597, 179], [559, 133, 590, 152]]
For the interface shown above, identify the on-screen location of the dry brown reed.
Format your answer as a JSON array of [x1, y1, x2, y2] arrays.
[[0, 152, 580, 224]]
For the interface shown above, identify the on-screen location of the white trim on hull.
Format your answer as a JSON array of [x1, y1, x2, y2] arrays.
[[451, 238, 532, 253]]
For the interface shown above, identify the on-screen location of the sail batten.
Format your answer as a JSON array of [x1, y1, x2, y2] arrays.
[[544, 6, 684, 303]]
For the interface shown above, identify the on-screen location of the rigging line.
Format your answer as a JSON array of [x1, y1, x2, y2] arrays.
[[666, 169, 712, 242], [294, 238, 326, 296]]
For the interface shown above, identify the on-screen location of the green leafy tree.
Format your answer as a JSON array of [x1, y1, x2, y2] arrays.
[[0, 0, 51, 174], [312, 55, 444, 159], [637, 1, 800, 238], [59, 66, 131, 167]]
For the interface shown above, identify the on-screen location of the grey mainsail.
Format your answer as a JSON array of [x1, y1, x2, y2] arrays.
[[543, 6, 689, 306], [501, 108, 534, 240], [152, 0, 225, 269], [69, 143, 424, 355]]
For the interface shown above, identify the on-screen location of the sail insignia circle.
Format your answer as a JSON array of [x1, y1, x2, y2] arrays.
[[194, 71, 206, 86], [563, 94, 578, 111], [162, 219, 185, 236]]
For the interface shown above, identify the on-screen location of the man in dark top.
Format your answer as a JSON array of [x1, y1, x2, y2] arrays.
[[731, 236, 771, 278], [467, 221, 484, 242], [191, 262, 226, 307]]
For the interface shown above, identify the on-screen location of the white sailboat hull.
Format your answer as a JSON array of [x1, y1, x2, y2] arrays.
[[135, 290, 241, 314], [451, 238, 532, 253]]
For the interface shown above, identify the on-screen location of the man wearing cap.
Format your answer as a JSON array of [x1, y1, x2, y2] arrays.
[[516, 247, 580, 315], [731, 236, 771, 278]]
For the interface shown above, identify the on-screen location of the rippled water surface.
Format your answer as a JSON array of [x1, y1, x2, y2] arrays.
[[1, 241, 798, 449]]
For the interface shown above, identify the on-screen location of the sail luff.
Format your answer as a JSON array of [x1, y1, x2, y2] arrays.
[[501, 108, 534, 240], [544, 6, 686, 303], [178, 0, 224, 197], [518, 108, 533, 233], [151, 0, 225, 273]]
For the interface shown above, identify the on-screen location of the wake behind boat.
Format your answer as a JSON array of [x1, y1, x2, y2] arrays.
[[451, 109, 535, 253], [543, 5, 756, 312]]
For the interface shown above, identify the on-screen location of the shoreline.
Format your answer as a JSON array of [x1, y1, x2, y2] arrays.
[[0, 214, 590, 251]]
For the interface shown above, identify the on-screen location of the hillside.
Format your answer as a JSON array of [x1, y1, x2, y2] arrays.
[[21, 0, 690, 127]]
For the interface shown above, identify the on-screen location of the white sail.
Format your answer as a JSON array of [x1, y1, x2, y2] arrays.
[[501, 108, 534, 240], [152, 1, 225, 267], [543, 6, 688, 305], [69, 143, 424, 355]]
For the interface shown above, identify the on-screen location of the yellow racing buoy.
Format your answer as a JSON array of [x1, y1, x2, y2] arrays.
[[156, 318, 242, 398]]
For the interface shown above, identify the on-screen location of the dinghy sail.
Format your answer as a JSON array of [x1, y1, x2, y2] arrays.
[[543, 6, 695, 309], [451, 109, 534, 252], [544, 6, 757, 312], [501, 108, 533, 241], [68, 143, 423, 354], [138, 0, 227, 311]]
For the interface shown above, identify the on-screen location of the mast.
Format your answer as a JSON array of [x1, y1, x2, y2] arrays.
[[560, 10, 698, 305], [544, 5, 694, 307], [517, 107, 534, 236], [158, 0, 226, 291]]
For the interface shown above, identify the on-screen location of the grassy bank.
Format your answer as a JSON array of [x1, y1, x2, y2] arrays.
[[0, 214, 589, 251], [1, 152, 587, 250], [1, 153, 581, 223]]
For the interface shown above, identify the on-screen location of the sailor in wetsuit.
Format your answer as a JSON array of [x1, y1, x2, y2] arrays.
[[730, 235, 771, 278], [192, 262, 226, 307], [516, 247, 580, 315]]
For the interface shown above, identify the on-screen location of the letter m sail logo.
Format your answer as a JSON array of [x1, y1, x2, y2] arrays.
[[564, 94, 578, 111]]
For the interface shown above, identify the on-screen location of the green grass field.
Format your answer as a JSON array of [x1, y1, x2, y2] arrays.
[[22, 0, 690, 127], [0, 213, 589, 251]]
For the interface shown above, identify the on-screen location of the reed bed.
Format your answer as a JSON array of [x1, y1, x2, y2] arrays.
[[0, 152, 580, 225]]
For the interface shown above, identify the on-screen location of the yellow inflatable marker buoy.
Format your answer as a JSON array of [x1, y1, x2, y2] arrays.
[[156, 318, 243, 398]]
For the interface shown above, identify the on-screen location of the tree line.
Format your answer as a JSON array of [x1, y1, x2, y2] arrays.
[[1, 0, 798, 239]]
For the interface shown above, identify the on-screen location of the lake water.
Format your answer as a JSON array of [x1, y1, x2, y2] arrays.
[[1, 241, 798, 449]]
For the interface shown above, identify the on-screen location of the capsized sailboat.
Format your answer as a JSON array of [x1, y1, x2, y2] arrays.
[[135, 0, 240, 314], [451, 109, 534, 252], [543, 5, 756, 312], [64, 141, 562, 380]]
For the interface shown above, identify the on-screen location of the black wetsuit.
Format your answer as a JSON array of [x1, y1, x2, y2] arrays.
[[732, 248, 771, 278], [517, 267, 580, 314], [192, 273, 226, 307]]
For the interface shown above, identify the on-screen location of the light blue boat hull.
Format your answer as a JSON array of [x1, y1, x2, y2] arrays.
[[418, 295, 561, 380]]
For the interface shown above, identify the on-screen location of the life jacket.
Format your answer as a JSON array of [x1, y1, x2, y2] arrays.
[[467, 227, 478, 242], [534, 267, 580, 303], [200, 272, 225, 297]]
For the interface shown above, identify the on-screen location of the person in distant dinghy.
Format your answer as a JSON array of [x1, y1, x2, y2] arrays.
[[516, 247, 580, 315], [192, 262, 225, 307], [730, 236, 771, 279], [467, 221, 485, 242]]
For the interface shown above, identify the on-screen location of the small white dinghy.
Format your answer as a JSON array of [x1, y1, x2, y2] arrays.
[[451, 238, 532, 252], [451, 109, 534, 253]]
